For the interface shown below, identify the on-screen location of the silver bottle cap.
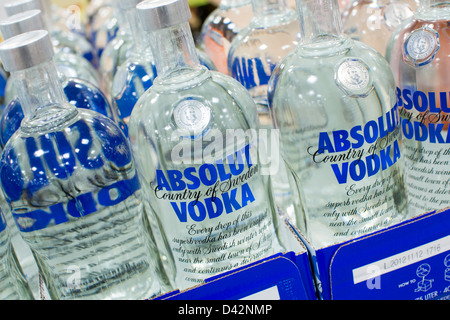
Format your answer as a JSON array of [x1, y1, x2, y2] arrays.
[[4, 0, 41, 16], [0, 10, 45, 40], [136, 0, 191, 31], [0, 30, 54, 72]]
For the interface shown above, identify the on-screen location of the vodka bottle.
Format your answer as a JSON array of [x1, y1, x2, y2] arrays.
[[228, 0, 300, 128], [388, 0, 450, 218], [0, 30, 168, 300], [89, 0, 119, 59], [0, 9, 100, 101], [269, 0, 407, 248], [0, 210, 34, 300], [98, 0, 134, 100], [4, 0, 97, 67], [111, 0, 216, 138], [342, 0, 417, 56], [130, 0, 284, 291], [110, 0, 157, 137], [0, 10, 119, 148], [198, 0, 254, 74]]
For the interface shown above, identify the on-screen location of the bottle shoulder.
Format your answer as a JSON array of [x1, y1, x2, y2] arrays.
[[274, 37, 393, 82], [128, 69, 259, 142]]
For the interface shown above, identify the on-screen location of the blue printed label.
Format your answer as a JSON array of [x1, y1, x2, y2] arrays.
[[230, 57, 274, 91], [396, 87, 450, 215], [153, 143, 256, 223], [397, 88, 450, 144], [151, 141, 280, 288], [0, 118, 132, 202], [13, 174, 140, 233], [309, 104, 401, 185]]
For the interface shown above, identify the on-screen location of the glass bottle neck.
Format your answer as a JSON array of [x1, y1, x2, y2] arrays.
[[12, 60, 75, 131], [148, 22, 202, 81], [252, 0, 289, 16], [296, 0, 344, 46], [125, 7, 149, 55]]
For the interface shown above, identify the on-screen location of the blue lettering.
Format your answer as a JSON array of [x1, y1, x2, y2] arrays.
[[222, 188, 241, 214], [204, 197, 223, 219], [14, 203, 68, 233], [0, 147, 24, 201], [241, 183, 255, 207], [67, 192, 98, 218], [40, 132, 76, 180], [70, 120, 104, 170], [25, 137, 49, 197], [184, 167, 201, 190], [429, 123, 446, 143], [13, 175, 141, 233], [333, 130, 351, 152], [318, 132, 335, 153], [364, 120, 378, 144], [167, 170, 186, 191], [349, 159, 366, 182], [366, 154, 380, 177], [350, 126, 365, 149], [413, 91, 428, 112], [331, 141, 401, 184], [156, 170, 172, 191], [379, 145, 394, 170], [92, 117, 131, 167], [429, 92, 439, 113], [188, 201, 207, 222], [403, 89, 413, 110], [231, 57, 273, 90], [414, 121, 428, 142], [97, 175, 140, 207], [332, 162, 348, 184], [199, 164, 218, 186], [171, 202, 187, 223]]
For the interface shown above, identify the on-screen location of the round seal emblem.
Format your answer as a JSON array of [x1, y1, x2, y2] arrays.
[[173, 99, 211, 132], [403, 27, 439, 67], [335, 58, 373, 97]]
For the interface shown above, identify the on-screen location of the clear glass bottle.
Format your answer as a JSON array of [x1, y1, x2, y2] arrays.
[[268, 0, 407, 248], [0, 9, 101, 102], [4, 0, 97, 68], [130, 0, 284, 291], [0, 10, 120, 149], [388, 0, 450, 218], [88, 0, 119, 59], [228, 0, 300, 128], [110, 0, 158, 137], [198, 0, 254, 74], [111, 0, 216, 138], [0, 30, 169, 300], [342, 0, 417, 57], [0, 210, 34, 300], [98, 0, 134, 100]]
